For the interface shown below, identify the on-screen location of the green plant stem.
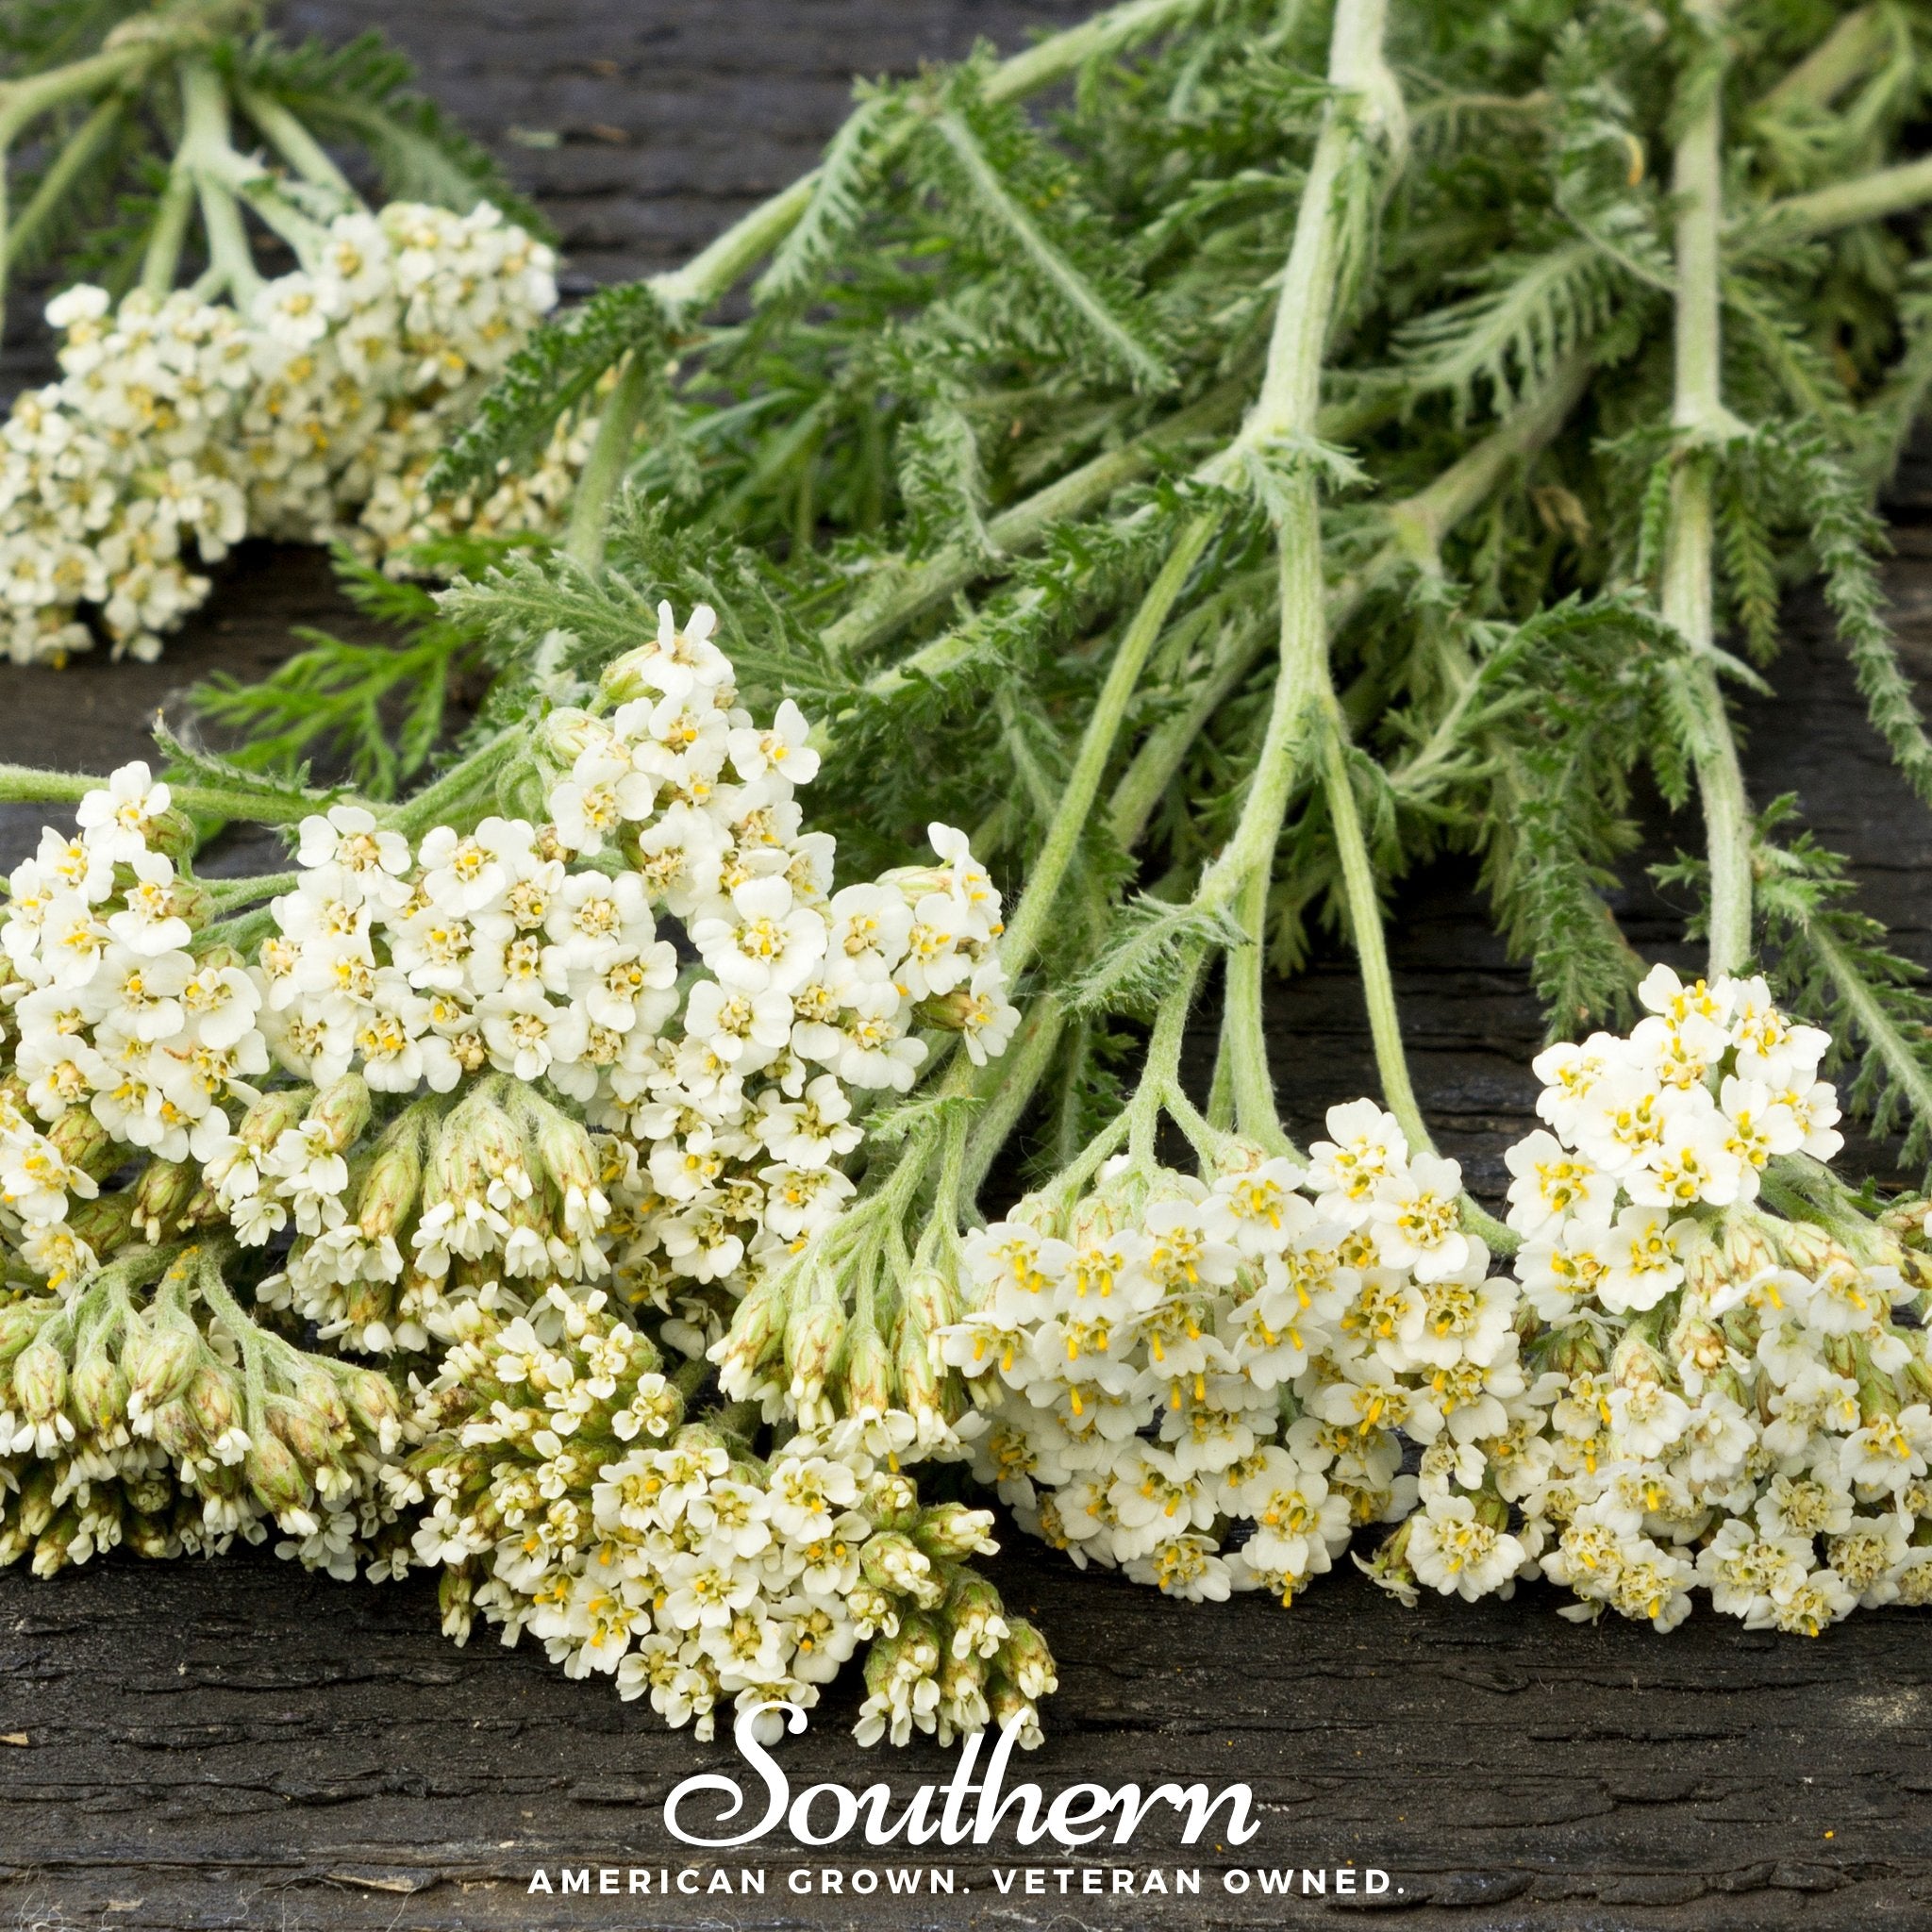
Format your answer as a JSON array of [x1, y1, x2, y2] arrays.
[[1128, 953, 1205, 1167], [1768, 155, 1932, 240], [1316, 721, 1428, 1154], [0, 764, 326, 824], [1665, 0, 1755, 979], [824, 376, 1245, 669], [645, 0, 1202, 319], [958, 993, 1068, 1200], [1757, 4, 1883, 111], [998, 512, 1217, 978], [384, 733, 520, 839], [234, 83, 357, 200], [1220, 858, 1296, 1158], [563, 348, 657, 570], [178, 58, 259, 304], [1107, 358, 1591, 854], [204, 869, 301, 909], [1800, 916, 1932, 1128], [142, 161, 195, 294]]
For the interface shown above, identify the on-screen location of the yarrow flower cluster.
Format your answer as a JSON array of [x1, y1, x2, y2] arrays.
[[0, 602, 1039, 1742], [0, 200, 563, 665], [944, 1114, 1536, 1608], [402, 1286, 1056, 1747], [0, 606, 1015, 1376], [1505, 965, 1932, 1633]]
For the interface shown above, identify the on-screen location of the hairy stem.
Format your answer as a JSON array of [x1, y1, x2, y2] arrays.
[[1666, 1, 1755, 978], [1768, 155, 1932, 240], [1000, 513, 1217, 978], [1804, 920, 1932, 1129], [563, 348, 656, 571], [1221, 858, 1297, 1158], [1317, 722, 1428, 1153], [824, 376, 1245, 669], [0, 765, 325, 824]]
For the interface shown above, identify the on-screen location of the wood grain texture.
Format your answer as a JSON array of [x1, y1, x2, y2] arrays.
[[1, 5, 1930, 1925]]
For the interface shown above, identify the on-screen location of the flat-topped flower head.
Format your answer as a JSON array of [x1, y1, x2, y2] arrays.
[[1507, 970, 1932, 1636]]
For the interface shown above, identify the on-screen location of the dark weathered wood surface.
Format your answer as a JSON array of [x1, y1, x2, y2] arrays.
[[3, 6, 1932, 1926]]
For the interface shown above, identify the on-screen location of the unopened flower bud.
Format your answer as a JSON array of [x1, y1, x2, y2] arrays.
[[238, 1087, 312, 1154], [1610, 1325, 1671, 1393], [860, 1529, 941, 1605], [986, 1677, 1044, 1749], [784, 1295, 845, 1410], [942, 1572, 1010, 1658], [939, 1645, 990, 1707], [265, 1393, 336, 1467], [143, 807, 198, 864], [913, 1501, 998, 1560], [0, 1302, 57, 1367], [861, 1469, 920, 1532], [165, 875, 214, 933], [597, 645, 663, 705], [913, 990, 975, 1033], [31, 1508, 81, 1578], [439, 1565, 475, 1644], [341, 1366, 403, 1446], [12, 1336, 65, 1420], [145, 1399, 204, 1460], [132, 1159, 199, 1242], [841, 1322, 893, 1419], [1720, 1217, 1777, 1286], [357, 1115, 427, 1241], [46, 1107, 114, 1177], [125, 1474, 171, 1515], [185, 1364, 239, 1441], [541, 706, 601, 760], [993, 1618, 1058, 1701], [70, 1336, 126, 1429], [309, 1074, 372, 1154], [894, 1315, 945, 1422], [65, 1189, 137, 1258], [125, 1305, 202, 1409], [244, 1430, 311, 1519], [13, 1467, 54, 1539], [904, 1268, 956, 1335], [494, 755, 547, 823], [716, 1275, 785, 1375], [124, 1511, 178, 1560]]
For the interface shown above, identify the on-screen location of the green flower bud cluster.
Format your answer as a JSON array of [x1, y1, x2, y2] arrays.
[[0, 1241, 407, 1581], [267, 1075, 616, 1356], [400, 1285, 1053, 1748], [712, 1205, 974, 1455]]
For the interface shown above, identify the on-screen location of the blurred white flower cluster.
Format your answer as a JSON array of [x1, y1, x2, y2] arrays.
[[403, 1286, 1056, 1748], [0, 200, 565, 667], [0, 605, 1016, 1369], [944, 1112, 1536, 1607], [1507, 965, 1932, 1634]]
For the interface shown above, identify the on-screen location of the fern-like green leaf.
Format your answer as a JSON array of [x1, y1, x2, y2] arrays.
[[754, 89, 906, 305], [916, 71, 1174, 394], [426, 283, 668, 499], [1399, 240, 1622, 421]]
